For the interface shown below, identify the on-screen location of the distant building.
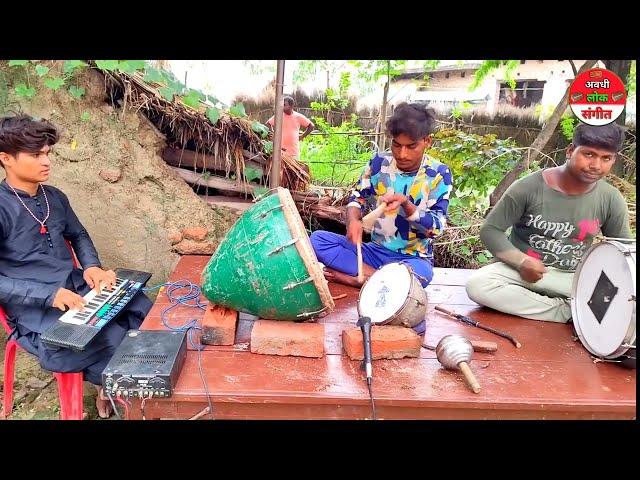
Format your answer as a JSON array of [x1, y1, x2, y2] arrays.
[[387, 60, 634, 123]]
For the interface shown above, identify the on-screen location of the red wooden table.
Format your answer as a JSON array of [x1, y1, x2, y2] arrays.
[[128, 255, 636, 420]]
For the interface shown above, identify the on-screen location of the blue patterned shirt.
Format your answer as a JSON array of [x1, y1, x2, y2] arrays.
[[347, 153, 453, 259]]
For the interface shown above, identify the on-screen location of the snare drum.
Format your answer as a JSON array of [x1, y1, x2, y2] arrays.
[[357, 262, 427, 328], [571, 238, 636, 368]]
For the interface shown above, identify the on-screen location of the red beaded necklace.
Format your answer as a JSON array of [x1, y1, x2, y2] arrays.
[[7, 182, 50, 234]]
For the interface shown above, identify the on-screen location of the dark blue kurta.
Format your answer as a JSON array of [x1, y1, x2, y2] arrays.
[[0, 180, 152, 384]]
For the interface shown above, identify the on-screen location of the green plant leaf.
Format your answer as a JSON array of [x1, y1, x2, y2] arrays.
[[244, 166, 263, 182], [460, 245, 472, 256], [477, 253, 488, 264], [63, 60, 88, 74], [251, 121, 269, 138], [262, 140, 273, 155], [117, 60, 146, 74], [253, 186, 269, 199], [229, 102, 247, 117], [182, 89, 205, 109], [44, 77, 65, 91], [15, 83, 36, 98], [158, 86, 176, 102], [206, 107, 220, 125], [9, 60, 29, 67], [35, 64, 49, 77], [95, 60, 120, 71], [68, 86, 85, 99], [143, 67, 166, 84], [81, 111, 90, 121]]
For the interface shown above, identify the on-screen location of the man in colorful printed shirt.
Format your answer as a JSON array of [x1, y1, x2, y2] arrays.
[[310, 103, 453, 332]]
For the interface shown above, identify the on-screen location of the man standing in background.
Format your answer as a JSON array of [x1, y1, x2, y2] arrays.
[[267, 96, 314, 159]]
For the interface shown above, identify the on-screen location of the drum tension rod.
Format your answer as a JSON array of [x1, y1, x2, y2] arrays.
[[267, 238, 299, 256], [283, 277, 313, 290], [253, 205, 283, 220]]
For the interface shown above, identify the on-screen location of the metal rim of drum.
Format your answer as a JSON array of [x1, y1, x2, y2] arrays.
[[276, 187, 335, 313], [357, 262, 426, 326], [571, 239, 636, 360]]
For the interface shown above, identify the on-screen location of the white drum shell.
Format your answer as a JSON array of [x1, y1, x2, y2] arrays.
[[357, 262, 427, 328], [571, 240, 636, 360]]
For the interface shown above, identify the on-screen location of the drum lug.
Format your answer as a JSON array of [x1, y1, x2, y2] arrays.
[[621, 344, 636, 349], [283, 277, 313, 290], [296, 307, 328, 319], [253, 204, 283, 220], [267, 238, 299, 256], [629, 295, 636, 302]]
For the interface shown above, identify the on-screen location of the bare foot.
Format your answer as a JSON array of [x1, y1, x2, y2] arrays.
[[95, 385, 113, 419], [323, 268, 363, 288]]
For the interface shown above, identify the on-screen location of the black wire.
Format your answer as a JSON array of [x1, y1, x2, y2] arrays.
[[196, 336, 214, 419], [105, 391, 121, 420], [367, 381, 377, 420]]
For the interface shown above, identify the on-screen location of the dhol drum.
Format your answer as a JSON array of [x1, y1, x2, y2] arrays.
[[357, 262, 427, 328], [201, 187, 334, 321], [571, 238, 636, 369]]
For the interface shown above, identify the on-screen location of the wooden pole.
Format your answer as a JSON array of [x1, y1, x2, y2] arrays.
[[270, 60, 286, 188]]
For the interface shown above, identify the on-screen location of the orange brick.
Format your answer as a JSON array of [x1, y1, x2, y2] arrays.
[[200, 305, 238, 346], [250, 320, 324, 358], [342, 325, 421, 360], [182, 227, 208, 242]]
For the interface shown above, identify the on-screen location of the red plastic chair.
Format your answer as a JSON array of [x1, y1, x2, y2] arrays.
[[1, 240, 84, 420]]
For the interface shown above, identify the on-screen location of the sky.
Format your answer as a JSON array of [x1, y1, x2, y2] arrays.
[[165, 60, 468, 106]]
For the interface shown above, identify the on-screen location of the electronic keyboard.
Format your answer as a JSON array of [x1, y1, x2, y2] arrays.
[[40, 268, 152, 351]]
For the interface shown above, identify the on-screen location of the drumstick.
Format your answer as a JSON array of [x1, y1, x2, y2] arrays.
[[361, 202, 388, 230], [435, 305, 522, 348], [356, 240, 364, 284]]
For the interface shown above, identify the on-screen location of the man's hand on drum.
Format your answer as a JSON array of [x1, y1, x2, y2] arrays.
[[346, 219, 363, 245], [380, 193, 417, 217], [519, 256, 547, 283]]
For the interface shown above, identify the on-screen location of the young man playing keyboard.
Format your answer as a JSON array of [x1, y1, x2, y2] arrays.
[[0, 114, 152, 418]]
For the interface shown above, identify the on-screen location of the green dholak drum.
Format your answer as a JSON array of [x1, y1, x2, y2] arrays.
[[201, 187, 334, 320]]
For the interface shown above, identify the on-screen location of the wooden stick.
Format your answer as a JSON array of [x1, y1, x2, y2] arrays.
[[458, 361, 481, 394], [435, 305, 522, 348], [361, 202, 387, 230], [422, 339, 497, 353], [356, 241, 364, 284]]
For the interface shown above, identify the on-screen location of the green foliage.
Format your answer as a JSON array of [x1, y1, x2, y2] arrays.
[[243, 166, 263, 182], [628, 60, 636, 98], [68, 86, 85, 99], [428, 129, 523, 213], [469, 60, 518, 91], [229, 102, 247, 118], [9, 60, 29, 67], [300, 118, 373, 185], [560, 112, 578, 141], [35, 65, 49, 77], [15, 83, 36, 98], [44, 77, 65, 91], [182, 89, 205, 109], [262, 140, 273, 155], [63, 60, 88, 75], [206, 107, 221, 125], [251, 120, 269, 138], [81, 111, 90, 122], [95, 60, 120, 71]]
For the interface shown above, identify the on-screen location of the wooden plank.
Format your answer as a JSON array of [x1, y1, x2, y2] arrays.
[[134, 255, 636, 420], [126, 349, 635, 420]]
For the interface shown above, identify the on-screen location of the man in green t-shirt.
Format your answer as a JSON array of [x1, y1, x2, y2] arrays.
[[466, 123, 632, 323]]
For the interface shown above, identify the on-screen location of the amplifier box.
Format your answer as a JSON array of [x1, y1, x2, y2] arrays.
[[102, 329, 187, 399]]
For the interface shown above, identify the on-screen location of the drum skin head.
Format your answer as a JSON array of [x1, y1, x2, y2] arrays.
[[571, 241, 636, 359], [358, 263, 411, 324]]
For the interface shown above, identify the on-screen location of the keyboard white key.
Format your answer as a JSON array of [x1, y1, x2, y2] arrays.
[[59, 277, 126, 325]]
